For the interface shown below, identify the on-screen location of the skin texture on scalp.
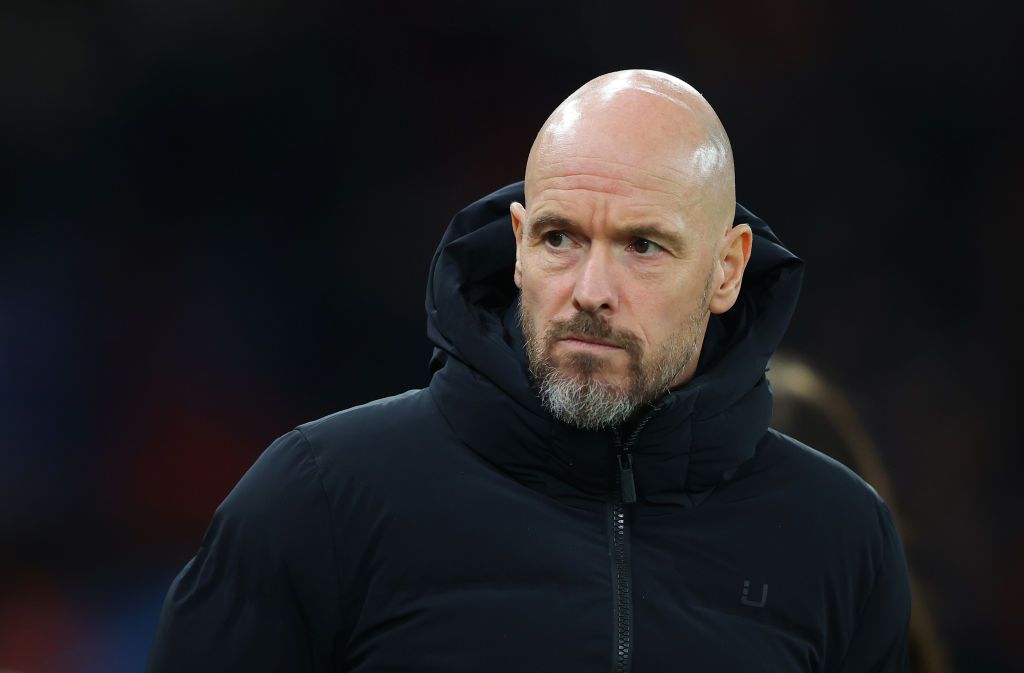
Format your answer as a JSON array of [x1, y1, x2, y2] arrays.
[[525, 70, 737, 239], [511, 69, 752, 429]]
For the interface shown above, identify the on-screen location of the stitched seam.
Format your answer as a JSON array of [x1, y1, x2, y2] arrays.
[[295, 426, 346, 663]]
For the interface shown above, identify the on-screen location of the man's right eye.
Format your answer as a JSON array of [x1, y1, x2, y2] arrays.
[[544, 231, 572, 248]]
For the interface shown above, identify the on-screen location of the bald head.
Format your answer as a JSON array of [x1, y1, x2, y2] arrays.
[[525, 70, 735, 235]]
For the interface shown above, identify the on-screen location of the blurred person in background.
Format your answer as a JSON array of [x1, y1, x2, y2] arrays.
[[146, 70, 911, 672], [769, 353, 953, 673]]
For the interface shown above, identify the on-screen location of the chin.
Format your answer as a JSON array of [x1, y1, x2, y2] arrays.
[[560, 363, 629, 389]]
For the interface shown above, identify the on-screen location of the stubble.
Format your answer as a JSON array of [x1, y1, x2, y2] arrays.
[[518, 275, 711, 430]]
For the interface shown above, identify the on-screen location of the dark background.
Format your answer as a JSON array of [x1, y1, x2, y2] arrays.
[[1, 1, 1020, 671]]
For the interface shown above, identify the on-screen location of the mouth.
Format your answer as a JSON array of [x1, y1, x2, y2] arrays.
[[558, 336, 624, 352]]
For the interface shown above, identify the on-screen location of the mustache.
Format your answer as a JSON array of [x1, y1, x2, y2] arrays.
[[547, 312, 642, 354]]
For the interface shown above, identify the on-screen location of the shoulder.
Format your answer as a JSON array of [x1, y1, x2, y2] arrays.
[[210, 389, 446, 533], [293, 387, 459, 490], [296, 387, 451, 460], [729, 428, 899, 558], [197, 429, 334, 569], [216, 429, 318, 523], [297, 388, 437, 443], [720, 430, 909, 623], [757, 428, 887, 509], [202, 388, 454, 556]]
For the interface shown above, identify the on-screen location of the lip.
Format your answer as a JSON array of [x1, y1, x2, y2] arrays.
[[558, 336, 623, 351]]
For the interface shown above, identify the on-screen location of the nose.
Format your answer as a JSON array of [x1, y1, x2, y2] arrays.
[[572, 246, 618, 314]]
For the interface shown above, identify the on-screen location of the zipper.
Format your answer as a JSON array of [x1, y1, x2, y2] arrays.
[[609, 477, 633, 673], [608, 411, 658, 673]]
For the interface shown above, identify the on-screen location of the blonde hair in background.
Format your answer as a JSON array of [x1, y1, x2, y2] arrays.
[[768, 353, 954, 673]]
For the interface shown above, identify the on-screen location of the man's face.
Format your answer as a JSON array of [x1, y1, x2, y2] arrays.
[[513, 162, 717, 430]]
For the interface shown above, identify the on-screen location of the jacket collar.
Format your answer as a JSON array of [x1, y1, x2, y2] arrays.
[[426, 182, 802, 508]]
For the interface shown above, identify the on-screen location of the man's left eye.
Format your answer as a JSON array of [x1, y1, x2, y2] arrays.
[[629, 238, 662, 255]]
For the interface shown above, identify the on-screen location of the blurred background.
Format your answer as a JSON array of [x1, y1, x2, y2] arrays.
[[1, 1, 1020, 671]]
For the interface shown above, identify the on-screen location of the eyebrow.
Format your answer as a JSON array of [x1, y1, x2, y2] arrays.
[[527, 213, 687, 252], [527, 213, 578, 239]]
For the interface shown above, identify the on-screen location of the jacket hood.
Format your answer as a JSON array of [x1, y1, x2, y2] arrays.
[[426, 182, 803, 508]]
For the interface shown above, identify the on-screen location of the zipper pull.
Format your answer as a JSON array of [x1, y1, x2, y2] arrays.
[[618, 453, 637, 504]]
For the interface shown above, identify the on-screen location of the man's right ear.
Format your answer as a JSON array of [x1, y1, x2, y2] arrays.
[[510, 201, 527, 288]]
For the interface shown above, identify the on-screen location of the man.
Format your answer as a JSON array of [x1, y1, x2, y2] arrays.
[[147, 70, 910, 672]]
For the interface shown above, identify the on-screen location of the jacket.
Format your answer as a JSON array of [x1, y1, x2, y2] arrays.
[[146, 182, 910, 672]]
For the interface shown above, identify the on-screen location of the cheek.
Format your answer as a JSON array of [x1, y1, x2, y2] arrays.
[[530, 248, 578, 277], [521, 264, 574, 315], [623, 274, 701, 343]]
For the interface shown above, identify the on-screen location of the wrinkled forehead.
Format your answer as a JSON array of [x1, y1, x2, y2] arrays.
[[527, 157, 702, 224], [525, 147, 718, 237]]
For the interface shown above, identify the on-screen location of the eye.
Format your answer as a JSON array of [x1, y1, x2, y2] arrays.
[[628, 238, 663, 256], [543, 231, 573, 249]]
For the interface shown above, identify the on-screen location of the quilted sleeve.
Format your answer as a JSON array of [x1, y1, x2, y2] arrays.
[[145, 429, 345, 672]]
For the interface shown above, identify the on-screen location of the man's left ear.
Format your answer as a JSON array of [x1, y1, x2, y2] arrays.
[[708, 223, 753, 315]]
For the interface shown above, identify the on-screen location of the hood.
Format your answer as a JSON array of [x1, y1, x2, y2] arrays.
[[425, 182, 803, 508]]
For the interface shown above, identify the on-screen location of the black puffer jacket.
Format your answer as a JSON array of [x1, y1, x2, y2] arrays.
[[147, 183, 910, 673]]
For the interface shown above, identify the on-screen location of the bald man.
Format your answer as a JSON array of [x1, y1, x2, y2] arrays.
[[147, 70, 911, 673]]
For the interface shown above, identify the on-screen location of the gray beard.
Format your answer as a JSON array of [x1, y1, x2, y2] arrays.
[[517, 280, 710, 431]]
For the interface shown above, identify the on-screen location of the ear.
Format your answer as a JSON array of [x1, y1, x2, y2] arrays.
[[510, 201, 527, 289], [708, 223, 753, 315]]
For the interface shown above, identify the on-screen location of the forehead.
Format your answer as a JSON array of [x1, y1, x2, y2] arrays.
[[526, 155, 708, 233]]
